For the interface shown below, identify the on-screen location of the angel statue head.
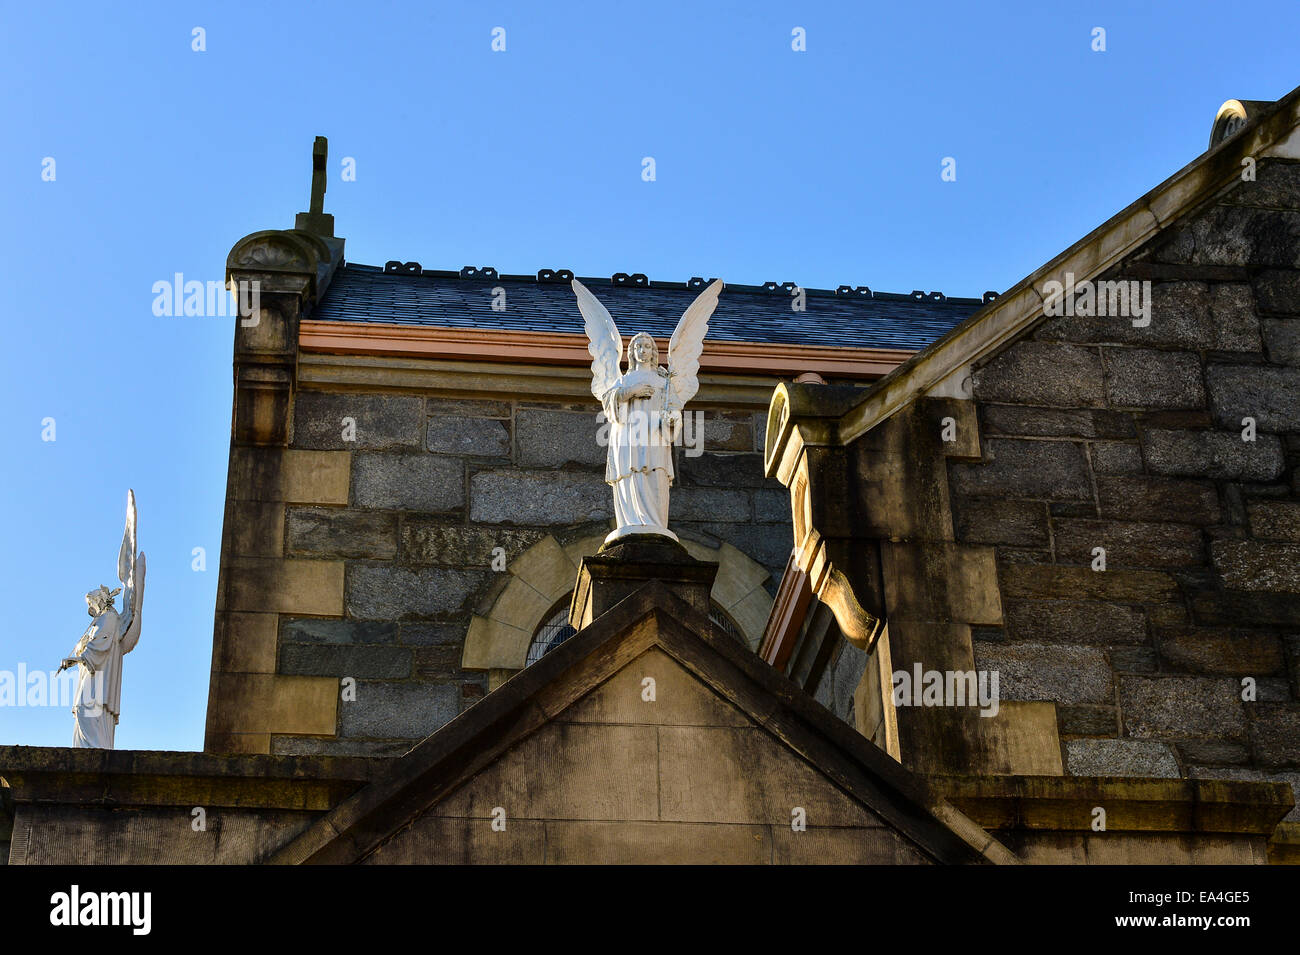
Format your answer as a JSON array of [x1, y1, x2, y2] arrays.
[[85, 585, 121, 617], [627, 332, 659, 370]]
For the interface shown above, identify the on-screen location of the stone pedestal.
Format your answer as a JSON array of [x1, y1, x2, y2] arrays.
[[569, 535, 719, 631]]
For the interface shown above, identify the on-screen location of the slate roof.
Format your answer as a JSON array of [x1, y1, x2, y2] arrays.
[[310, 263, 992, 351]]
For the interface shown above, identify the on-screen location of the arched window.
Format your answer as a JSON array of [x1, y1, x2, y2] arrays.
[[525, 596, 747, 667]]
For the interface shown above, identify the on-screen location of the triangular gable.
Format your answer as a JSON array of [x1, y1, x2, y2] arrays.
[[267, 583, 1014, 865]]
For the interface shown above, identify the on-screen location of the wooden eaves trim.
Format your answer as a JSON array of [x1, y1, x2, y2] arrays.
[[299, 320, 916, 380]]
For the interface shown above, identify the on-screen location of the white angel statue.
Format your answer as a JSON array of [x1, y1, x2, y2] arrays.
[[572, 278, 724, 544], [58, 489, 146, 749]]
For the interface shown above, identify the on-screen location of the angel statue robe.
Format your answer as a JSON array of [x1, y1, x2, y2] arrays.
[[70, 602, 141, 748], [600, 364, 676, 533]]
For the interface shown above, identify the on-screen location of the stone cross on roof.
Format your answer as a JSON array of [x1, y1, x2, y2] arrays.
[[296, 135, 335, 237]]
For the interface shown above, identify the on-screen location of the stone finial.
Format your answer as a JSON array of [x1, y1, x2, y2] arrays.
[[1209, 99, 1275, 149], [295, 136, 335, 237]]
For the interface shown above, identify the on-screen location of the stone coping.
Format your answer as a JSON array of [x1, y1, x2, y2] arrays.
[[0, 745, 381, 812], [935, 774, 1294, 836]]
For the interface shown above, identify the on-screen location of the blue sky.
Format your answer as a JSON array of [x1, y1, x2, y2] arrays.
[[2, 0, 1297, 751]]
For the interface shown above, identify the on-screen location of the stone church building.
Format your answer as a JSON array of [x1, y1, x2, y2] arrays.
[[2, 87, 1299, 864]]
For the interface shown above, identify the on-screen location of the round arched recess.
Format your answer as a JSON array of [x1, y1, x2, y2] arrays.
[[461, 532, 774, 683]]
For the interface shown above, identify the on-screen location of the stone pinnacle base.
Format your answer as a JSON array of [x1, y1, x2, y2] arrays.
[[570, 534, 719, 631]]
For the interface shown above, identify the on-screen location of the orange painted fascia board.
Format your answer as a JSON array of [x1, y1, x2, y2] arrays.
[[299, 320, 915, 379]]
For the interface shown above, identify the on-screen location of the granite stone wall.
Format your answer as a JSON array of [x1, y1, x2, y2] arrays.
[[272, 392, 791, 755], [952, 158, 1300, 807]]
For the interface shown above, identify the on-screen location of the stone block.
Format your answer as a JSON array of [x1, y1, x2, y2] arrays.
[[1249, 706, 1300, 768], [1211, 540, 1300, 592], [1000, 564, 1179, 602], [460, 615, 532, 670], [279, 644, 412, 679], [293, 392, 422, 450], [1109, 646, 1158, 672], [1003, 599, 1147, 644], [1052, 519, 1204, 568], [948, 438, 1092, 500], [1057, 704, 1118, 736], [212, 612, 279, 674], [1095, 475, 1221, 524], [1103, 348, 1205, 409], [1156, 629, 1284, 675], [1220, 160, 1300, 210], [1064, 739, 1181, 778], [286, 507, 398, 558], [400, 520, 543, 566], [426, 416, 510, 456], [981, 406, 1098, 438], [1192, 590, 1300, 627], [515, 409, 605, 467], [352, 453, 465, 512], [345, 565, 489, 619], [1262, 318, 1300, 365], [562, 649, 752, 727], [426, 397, 511, 418], [226, 501, 284, 558], [470, 469, 610, 525], [669, 486, 751, 523], [1089, 441, 1145, 474], [1250, 501, 1300, 541], [703, 413, 754, 452], [221, 557, 344, 616], [1119, 675, 1246, 740], [1207, 364, 1300, 432], [1155, 207, 1300, 270], [972, 643, 1111, 703], [971, 342, 1105, 407], [1141, 429, 1284, 481], [753, 488, 789, 523], [954, 499, 1049, 547], [676, 452, 770, 488], [1253, 269, 1300, 315], [1175, 740, 1250, 766], [280, 618, 398, 645], [338, 681, 461, 739], [282, 450, 350, 505], [400, 623, 466, 646]]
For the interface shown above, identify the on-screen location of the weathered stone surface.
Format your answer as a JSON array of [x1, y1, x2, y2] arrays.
[[690, 523, 790, 579], [1220, 160, 1300, 210], [1001, 564, 1179, 602], [1089, 442, 1144, 474], [1192, 590, 1300, 627], [972, 342, 1105, 407], [702, 413, 754, 452], [1249, 500, 1300, 541], [426, 416, 510, 456], [1250, 706, 1300, 768], [676, 452, 769, 488], [1262, 318, 1300, 365], [1188, 766, 1300, 822], [1155, 629, 1285, 676], [1119, 675, 1246, 740], [752, 488, 789, 523], [669, 487, 751, 523], [400, 623, 468, 646], [1103, 348, 1205, 409], [280, 618, 398, 645], [1095, 475, 1221, 524], [1211, 540, 1300, 592], [400, 520, 543, 566], [973, 643, 1110, 703], [338, 681, 461, 739], [1057, 704, 1117, 736], [1141, 429, 1285, 481], [353, 453, 465, 512], [412, 645, 463, 678], [1175, 740, 1249, 765], [1065, 738, 1181, 778], [1002, 599, 1146, 644], [286, 507, 398, 558], [1155, 207, 1300, 270], [426, 397, 511, 418], [954, 499, 1048, 547], [515, 409, 606, 467], [1253, 269, 1300, 315], [1052, 519, 1203, 568], [270, 736, 413, 757], [279, 644, 412, 679], [949, 439, 1092, 500], [470, 470, 610, 525], [1109, 646, 1158, 672], [981, 406, 1099, 438], [1206, 364, 1300, 432], [294, 392, 422, 450], [346, 565, 489, 619]]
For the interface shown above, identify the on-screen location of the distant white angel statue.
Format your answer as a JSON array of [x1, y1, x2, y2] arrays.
[[572, 278, 723, 544], [58, 489, 146, 748]]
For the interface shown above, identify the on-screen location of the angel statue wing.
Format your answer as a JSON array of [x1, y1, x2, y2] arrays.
[[571, 279, 623, 401], [117, 489, 145, 653], [665, 279, 724, 414]]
